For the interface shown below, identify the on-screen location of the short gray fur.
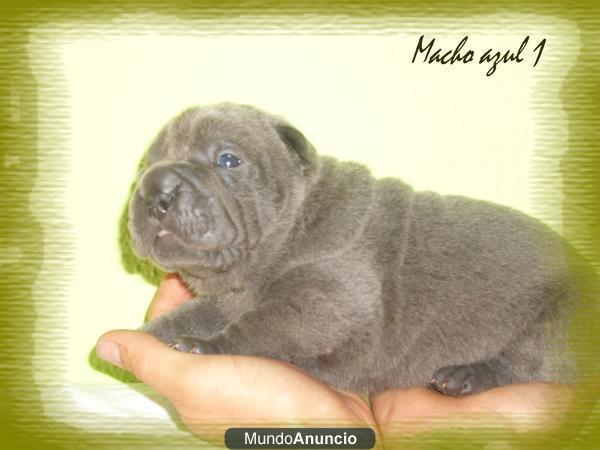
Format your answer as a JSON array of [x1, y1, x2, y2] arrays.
[[130, 103, 577, 395]]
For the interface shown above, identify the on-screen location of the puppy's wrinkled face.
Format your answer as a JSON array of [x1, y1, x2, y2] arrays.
[[128, 103, 316, 277]]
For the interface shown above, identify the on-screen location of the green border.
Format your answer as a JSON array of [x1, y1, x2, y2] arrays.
[[1, 1, 598, 448]]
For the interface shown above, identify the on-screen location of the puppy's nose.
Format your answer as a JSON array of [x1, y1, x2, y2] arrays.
[[138, 163, 182, 216]]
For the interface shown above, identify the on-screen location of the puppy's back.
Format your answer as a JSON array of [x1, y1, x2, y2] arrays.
[[372, 188, 577, 388]]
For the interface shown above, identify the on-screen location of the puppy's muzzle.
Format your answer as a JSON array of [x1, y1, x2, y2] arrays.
[[137, 161, 217, 242], [138, 162, 188, 218]]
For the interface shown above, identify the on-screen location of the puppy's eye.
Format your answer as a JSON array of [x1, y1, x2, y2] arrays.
[[216, 153, 242, 169]]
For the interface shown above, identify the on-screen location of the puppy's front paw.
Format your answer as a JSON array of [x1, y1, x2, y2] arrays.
[[168, 336, 218, 355]]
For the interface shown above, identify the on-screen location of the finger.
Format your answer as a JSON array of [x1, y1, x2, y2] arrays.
[[96, 329, 197, 399], [336, 390, 383, 446], [371, 387, 461, 424], [465, 383, 575, 432], [372, 384, 575, 439], [371, 388, 465, 439], [96, 331, 376, 441], [147, 273, 195, 321]]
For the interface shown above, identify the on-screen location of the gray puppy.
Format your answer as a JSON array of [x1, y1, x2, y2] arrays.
[[130, 103, 576, 396]]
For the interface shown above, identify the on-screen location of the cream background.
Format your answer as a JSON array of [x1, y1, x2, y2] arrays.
[[28, 14, 579, 429]]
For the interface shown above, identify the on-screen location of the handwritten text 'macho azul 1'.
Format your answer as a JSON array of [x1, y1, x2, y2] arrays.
[[412, 35, 546, 76]]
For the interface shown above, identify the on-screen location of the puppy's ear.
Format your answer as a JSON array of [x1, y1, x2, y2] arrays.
[[275, 124, 317, 166]]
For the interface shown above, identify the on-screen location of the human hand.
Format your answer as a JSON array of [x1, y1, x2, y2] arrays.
[[371, 380, 573, 444], [96, 273, 378, 443], [97, 273, 573, 445]]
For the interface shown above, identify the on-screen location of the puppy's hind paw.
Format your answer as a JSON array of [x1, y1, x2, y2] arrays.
[[431, 361, 498, 397], [431, 365, 475, 396]]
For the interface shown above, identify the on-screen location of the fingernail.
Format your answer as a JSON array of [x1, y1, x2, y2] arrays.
[[96, 339, 122, 367]]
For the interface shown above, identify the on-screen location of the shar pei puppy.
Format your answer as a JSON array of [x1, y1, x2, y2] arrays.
[[129, 103, 577, 396]]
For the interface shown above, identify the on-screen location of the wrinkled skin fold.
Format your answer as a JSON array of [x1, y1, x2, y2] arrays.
[[130, 103, 578, 395]]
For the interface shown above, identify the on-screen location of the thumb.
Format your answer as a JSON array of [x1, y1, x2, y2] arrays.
[[96, 329, 193, 399]]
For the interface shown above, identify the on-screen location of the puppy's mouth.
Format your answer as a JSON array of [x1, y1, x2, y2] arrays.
[[150, 225, 242, 272], [129, 162, 246, 272], [152, 227, 183, 248], [157, 229, 171, 238], [143, 201, 242, 273]]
